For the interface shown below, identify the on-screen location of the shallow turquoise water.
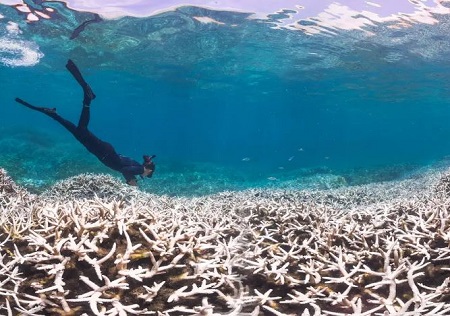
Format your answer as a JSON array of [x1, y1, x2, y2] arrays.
[[2, 2, 450, 195]]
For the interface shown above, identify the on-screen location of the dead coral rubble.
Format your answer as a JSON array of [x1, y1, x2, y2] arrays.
[[0, 170, 450, 315]]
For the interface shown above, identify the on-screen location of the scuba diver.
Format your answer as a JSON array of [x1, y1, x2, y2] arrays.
[[15, 59, 155, 186]]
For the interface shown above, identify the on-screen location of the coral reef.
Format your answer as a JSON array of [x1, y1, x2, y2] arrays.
[[0, 168, 37, 238], [1, 168, 450, 315], [0, 168, 29, 199], [40, 173, 145, 202]]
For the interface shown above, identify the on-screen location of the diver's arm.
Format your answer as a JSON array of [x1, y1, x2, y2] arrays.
[[123, 173, 137, 186], [121, 165, 144, 186], [127, 178, 138, 186]]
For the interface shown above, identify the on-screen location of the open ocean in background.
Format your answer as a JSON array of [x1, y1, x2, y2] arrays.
[[2, 1, 450, 195]]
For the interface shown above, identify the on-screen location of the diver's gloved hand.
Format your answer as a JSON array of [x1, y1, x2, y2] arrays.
[[143, 155, 156, 178], [127, 179, 138, 186]]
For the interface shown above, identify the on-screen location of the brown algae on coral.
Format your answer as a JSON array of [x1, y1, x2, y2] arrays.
[[1, 168, 450, 315]]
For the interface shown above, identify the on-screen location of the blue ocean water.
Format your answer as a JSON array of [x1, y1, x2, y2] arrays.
[[2, 3, 450, 195]]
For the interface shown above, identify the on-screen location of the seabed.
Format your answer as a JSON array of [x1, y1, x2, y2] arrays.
[[1, 165, 450, 316]]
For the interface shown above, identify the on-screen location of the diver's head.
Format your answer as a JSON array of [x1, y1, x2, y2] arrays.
[[143, 155, 156, 178]]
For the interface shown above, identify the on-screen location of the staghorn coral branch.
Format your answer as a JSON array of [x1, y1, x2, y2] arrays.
[[323, 247, 362, 287], [167, 280, 217, 303], [253, 289, 282, 305], [138, 281, 166, 302]]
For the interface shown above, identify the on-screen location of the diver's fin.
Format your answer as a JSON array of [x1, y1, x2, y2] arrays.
[[70, 14, 102, 40], [65, 59, 96, 105], [15, 98, 56, 114], [15, 97, 36, 109]]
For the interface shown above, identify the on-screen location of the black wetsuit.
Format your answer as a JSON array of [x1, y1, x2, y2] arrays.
[[15, 60, 149, 184], [45, 105, 145, 184]]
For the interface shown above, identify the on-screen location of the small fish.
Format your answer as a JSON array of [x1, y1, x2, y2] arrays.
[[267, 177, 278, 181], [298, 148, 304, 152], [278, 167, 284, 170], [242, 157, 251, 162], [288, 156, 294, 161]]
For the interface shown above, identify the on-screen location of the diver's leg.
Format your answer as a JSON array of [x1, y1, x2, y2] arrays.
[[15, 97, 120, 169], [77, 104, 90, 129], [15, 97, 56, 114], [15, 98, 78, 134], [65, 59, 96, 106]]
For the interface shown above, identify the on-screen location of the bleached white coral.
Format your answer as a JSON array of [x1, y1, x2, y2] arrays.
[[1, 168, 450, 315]]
